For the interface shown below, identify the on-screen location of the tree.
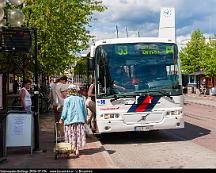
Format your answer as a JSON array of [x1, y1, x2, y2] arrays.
[[179, 29, 206, 74], [74, 57, 88, 75], [180, 30, 216, 79], [22, 0, 106, 75], [203, 37, 216, 78]]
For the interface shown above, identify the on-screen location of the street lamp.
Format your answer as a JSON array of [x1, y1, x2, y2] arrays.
[[8, 0, 23, 6], [7, 9, 25, 27], [0, 0, 25, 27], [0, 0, 6, 26]]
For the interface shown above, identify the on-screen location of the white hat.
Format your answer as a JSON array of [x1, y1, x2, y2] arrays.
[[68, 84, 78, 90]]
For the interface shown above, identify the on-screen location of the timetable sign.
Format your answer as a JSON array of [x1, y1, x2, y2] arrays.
[[0, 28, 32, 52]]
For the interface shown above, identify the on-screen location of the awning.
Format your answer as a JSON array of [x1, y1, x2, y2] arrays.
[[189, 71, 204, 76]]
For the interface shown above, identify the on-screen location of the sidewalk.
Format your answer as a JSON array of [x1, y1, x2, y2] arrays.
[[184, 93, 216, 107], [0, 113, 117, 169]]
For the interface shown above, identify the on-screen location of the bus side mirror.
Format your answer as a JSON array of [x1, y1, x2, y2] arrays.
[[88, 57, 95, 71]]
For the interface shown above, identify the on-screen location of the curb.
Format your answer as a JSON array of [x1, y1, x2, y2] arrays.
[[185, 100, 216, 108], [91, 135, 118, 168], [86, 127, 118, 168], [184, 95, 216, 108], [185, 94, 216, 101]]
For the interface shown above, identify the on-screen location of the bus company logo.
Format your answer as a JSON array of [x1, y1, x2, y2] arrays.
[[138, 114, 150, 122], [97, 100, 106, 105]]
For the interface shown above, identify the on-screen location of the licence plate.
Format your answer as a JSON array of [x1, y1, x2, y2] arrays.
[[135, 125, 154, 131]]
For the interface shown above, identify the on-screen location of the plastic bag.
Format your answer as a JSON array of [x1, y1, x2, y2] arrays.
[[84, 123, 93, 135], [210, 87, 216, 96]]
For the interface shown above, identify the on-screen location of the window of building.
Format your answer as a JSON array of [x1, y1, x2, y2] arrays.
[[188, 75, 197, 84]]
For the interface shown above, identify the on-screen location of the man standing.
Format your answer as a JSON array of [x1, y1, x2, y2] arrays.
[[49, 78, 60, 121], [51, 76, 68, 122], [86, 79, 96, 132], [200, 78, 207, 96], [56, 76, 68, 105]]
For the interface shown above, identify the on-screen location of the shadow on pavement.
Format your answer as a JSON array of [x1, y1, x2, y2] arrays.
[[96, 130, 176, 145], [97, 122, 210, 145], [106, 150, 116, 155], [81, 146, 109, 155], [168, 122, 211, 141]]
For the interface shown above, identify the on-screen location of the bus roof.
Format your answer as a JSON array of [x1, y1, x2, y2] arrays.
[[94, 37, 175, 47]]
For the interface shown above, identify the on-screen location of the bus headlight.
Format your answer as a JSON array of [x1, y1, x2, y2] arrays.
[[166, 110, 182, 116], [102, 113, 120, 119]]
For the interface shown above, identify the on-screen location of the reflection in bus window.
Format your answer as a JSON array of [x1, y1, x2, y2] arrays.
[[95, 43, 181, 96]]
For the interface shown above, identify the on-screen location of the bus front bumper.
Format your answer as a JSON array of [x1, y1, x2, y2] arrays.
[[96, 115, 184, 133]]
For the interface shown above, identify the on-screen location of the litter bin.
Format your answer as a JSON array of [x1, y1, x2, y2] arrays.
[[191, 86, 195, 93], [0, 112, 7, 162]]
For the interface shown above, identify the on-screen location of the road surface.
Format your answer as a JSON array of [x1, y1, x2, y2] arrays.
[[96, 101, 216, 168]]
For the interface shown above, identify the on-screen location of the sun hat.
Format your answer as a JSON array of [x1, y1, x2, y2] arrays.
[[68, 84, 78, 90]]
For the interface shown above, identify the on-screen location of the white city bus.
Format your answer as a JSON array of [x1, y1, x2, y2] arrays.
[[87, 8, 184, 133], [88, 37, 184, 133]]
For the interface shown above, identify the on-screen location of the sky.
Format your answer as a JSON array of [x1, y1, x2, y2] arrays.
[[89, 0, 216, 46]]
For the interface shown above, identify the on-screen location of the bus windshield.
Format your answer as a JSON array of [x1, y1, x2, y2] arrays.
[[95, 42, 182, 97]]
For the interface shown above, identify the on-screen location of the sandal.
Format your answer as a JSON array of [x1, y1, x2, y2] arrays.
[[74, 149, 79, 157]]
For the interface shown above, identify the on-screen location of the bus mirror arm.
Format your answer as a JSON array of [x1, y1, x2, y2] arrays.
[[88, 57, 95, 71]]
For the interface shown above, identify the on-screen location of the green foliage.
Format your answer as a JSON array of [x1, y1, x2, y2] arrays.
[[22, 0, 106, 75], [180, 30, 216, 78], [203, 39, 216, 77], [74, 58, 88, 75], [179, 29, 206, 74]]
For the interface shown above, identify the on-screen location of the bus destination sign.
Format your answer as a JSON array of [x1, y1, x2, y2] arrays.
[[115, 44, 174, 56]]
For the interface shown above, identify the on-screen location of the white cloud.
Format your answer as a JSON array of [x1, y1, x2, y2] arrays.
[[90, 0, 216, 41]]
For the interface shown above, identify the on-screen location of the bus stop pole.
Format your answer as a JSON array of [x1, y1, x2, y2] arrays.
[[0, 73, 7, 163], [33, 28, 40, 152]]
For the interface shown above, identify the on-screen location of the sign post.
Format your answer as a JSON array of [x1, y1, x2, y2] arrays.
[[0, 73, 7, 163], [32, 28, 41, 152]]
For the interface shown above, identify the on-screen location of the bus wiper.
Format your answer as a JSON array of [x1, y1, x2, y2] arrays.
[[110, 93, 135, 102]]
